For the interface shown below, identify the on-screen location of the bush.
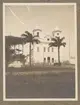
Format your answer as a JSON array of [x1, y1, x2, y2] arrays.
[[62, 60, 70, 65], [54, 63, 61, 66]]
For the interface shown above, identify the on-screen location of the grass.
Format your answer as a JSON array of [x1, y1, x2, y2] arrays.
[[6, 64, 75, 73]]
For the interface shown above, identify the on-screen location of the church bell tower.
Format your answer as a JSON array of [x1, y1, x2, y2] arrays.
[[52, 27, 62, 38]]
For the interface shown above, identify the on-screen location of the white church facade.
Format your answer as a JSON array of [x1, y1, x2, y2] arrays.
[[24, 27, 63, 65]]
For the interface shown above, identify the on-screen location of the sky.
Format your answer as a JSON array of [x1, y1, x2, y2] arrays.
[[4, 3, 76, 62]]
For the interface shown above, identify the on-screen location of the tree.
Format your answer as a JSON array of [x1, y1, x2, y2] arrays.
[[5, 43, 15, 67], [49, 36, 66, 64], [5, 36, 26, 67], [21, 31, 40, 67]]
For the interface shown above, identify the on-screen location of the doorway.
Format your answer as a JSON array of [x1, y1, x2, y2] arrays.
[[47, 57, 50, 63]]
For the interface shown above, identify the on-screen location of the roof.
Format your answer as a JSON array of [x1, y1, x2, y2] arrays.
[[5, 36, 27, 45], [52, 26, 62, 33], [33, 29, 42, 32]]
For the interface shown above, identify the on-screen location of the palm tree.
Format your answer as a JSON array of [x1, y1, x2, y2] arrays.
[[49, 36, 66, 64], [21, 31, 40, 67]]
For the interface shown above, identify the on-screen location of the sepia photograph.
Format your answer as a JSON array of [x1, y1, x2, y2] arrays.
[[3, 3, 77, 101]]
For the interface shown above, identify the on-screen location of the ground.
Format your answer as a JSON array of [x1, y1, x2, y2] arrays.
[[5, 68, 75, 99]]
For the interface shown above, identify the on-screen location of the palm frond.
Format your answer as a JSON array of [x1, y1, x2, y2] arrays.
[[54, 36, 66, 47], [51, 37, 57, 42], [21, 34, 28, 37], [32, 39, 40, 44], [33, 34, 39, 38], [21, 30, 41, 44], [49, 42, 57, 47], [60, 37, 65, 42], [55, 36, 60, 42], [60, 42, 66, 47], [25, 31, 32, 36]]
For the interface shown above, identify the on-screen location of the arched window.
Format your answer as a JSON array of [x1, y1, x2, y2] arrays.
[[37, 32, 39, 37], [48, 47, 50, 52], [57, 32, 59, 35], [37, 47, 39, 52], [52, 58, 54, 63], [52, 47, 54, 52], [47, 38, 49, 41], [47, 57, 50, 63], [44, 58, 46, 63], [44, 47, 46, 52]]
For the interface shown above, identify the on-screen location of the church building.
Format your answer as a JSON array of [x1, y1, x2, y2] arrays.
[[25, 27, 62, 65]]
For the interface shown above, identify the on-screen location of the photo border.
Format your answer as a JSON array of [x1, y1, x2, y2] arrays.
[[0, 0, 80, 105], [3, 2, 78, 101]]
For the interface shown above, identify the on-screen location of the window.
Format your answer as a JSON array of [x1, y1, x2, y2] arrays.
[[48, 47, 50, 52], [37, 32, 39, 37], [44, 58, 46, 63], [47, 38, 49, 41], [52, 47, 54, 52], [57, 32, 59, 35], [44, 47, 46, 52], [37, 47, 39, 52], [52, 58, 54, 63], [47, 57, 50, 63]]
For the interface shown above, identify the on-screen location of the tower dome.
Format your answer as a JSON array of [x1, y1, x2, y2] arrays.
[[33, 25, 42, 37], [52, 26, 62, 37], [54, 26, 61, 31]]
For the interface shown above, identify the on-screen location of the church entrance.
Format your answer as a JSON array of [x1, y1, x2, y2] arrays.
[[47, 57, 50, 63], [52, 58, 54, 63], [44, 58, 46, 63]]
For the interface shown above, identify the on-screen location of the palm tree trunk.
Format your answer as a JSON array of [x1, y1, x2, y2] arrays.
[[58, 47, 60, 64], [18, 44, 19, 54], [14, 45, 15, 54], [29, 42, 31, 67]]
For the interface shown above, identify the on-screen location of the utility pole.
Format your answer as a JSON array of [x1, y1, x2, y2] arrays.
[[69, 35, 70, 63]]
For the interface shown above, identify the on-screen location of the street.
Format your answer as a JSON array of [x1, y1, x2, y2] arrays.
[[6, 70, 75, 98]]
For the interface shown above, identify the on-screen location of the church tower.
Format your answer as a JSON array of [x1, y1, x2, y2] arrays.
[[52, 27, 62, 38], [33, 29, 42, 37]]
